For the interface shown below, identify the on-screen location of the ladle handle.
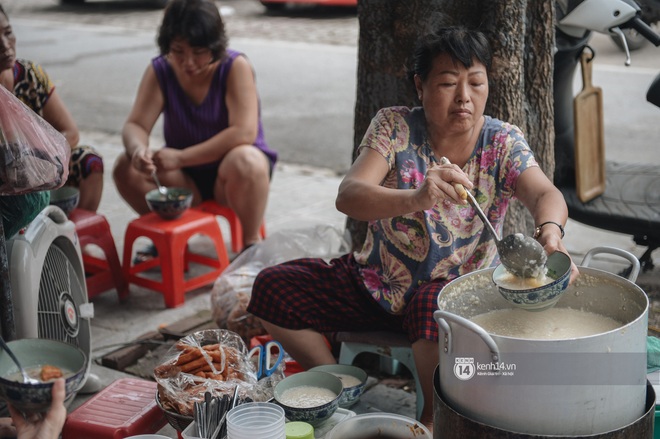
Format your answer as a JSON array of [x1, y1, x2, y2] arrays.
[[439, 157, 501, 241], [581, 246, 641, 282]]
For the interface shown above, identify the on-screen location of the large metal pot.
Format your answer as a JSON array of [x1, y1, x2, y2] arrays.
[[432, 367, 656, 439], [433, 247, 649, 436]]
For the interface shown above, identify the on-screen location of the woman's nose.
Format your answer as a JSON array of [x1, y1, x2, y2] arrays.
[[455, 83, 470, 103]]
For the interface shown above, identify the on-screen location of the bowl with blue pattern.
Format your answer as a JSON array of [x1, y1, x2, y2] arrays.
[[0, 338, 87, 413], [309, 364, 367, 408], [145, 187, 193, 220], [493, 251, 572, 312], [273, 371, 343, 426]]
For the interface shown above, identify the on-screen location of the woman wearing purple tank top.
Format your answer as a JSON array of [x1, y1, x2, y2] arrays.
[[113, 0, 276, 252]]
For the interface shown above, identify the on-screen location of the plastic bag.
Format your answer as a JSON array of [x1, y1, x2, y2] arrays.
[[0, 85, 70, 195], [210, 225, 350, 343], [154, 329, 283, 417]]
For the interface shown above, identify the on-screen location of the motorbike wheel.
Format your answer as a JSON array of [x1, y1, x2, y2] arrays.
[[610, 28, 649, 51]]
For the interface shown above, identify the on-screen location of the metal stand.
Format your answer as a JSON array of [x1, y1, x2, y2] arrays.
[[0, 211, 16, 340]]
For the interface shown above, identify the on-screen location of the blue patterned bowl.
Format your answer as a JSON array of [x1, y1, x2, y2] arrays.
[[273, 371, 343, 426], [493, 251, 572, 312], [145, 188, 193, 220], [49, 186, 79, 217], [0, 338, 87, 413], [309, 364, 367, 408]]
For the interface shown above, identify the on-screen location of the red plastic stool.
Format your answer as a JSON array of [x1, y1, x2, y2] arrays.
[[195, 200, 267, 253], [69, 208, 129, 302], [122, 210, 230, 308], [62, 378, 167, 439]]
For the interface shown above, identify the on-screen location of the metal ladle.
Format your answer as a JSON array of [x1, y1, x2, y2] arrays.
[[0, 335, 40, 385], [439, 157, 547, 278]]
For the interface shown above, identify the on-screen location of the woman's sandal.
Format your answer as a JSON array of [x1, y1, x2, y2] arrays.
[[133, 244, 158, 264]]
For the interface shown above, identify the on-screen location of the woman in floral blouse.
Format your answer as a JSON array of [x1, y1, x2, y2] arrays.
[[248, 26, 577, 426], [0, 4, 103, 237]]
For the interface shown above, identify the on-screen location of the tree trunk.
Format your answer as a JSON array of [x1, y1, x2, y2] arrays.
[[348, 0, 555, 249]]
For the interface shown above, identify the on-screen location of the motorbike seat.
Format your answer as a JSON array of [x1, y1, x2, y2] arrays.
[[559, 161, 660, 271]]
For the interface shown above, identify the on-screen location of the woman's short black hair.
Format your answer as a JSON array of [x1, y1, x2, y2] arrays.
[[157, 0, 228, 62], [408, 26, 492, 83]]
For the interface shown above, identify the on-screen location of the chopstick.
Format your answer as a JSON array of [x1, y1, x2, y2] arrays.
[[192, 387, 240, 439]]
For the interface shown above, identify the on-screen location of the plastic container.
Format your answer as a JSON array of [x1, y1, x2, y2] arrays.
[[61, 378, 167, 439], [285, 421, 314, 439], [326, 413, 431, 439], [181, 421, 202, 439], [226, 402, 285, 439]]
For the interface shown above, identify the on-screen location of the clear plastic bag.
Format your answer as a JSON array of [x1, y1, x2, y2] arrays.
[[154, 329, 283, 417], [210, 225, 350, 343], [0, 85, 70, 195]]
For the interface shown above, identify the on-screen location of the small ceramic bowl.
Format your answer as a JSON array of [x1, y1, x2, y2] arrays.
[[309, 364, 367, 408], [49, 186, 79, 217], [273, 371, 343, 426], [0, 338, 87, 413], [493, 251, 572, 311], [145, 187, 193, 220]]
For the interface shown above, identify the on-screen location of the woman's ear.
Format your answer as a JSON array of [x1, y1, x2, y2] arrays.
[[414, 74, 423, 101]]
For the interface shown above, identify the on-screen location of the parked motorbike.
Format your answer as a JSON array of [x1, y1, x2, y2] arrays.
[[554, 0, 660, 271], [609, 0, 660, 51]]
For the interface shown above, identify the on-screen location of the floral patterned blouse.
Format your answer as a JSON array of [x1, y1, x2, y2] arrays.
[[354, 106, 538, 314], [12, 59, 54, 114]]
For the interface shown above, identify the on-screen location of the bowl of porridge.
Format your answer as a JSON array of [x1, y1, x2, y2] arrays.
[[0, 338, 87, 413], [273, 371, 343, 426], [309, 364, 367, 408], [492, 251, 572, 311]]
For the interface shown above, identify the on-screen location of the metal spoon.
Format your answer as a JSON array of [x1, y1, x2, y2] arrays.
[[439, 157, 547, 278], [151, 171, 168, 197], [0, 336, 41, 385]]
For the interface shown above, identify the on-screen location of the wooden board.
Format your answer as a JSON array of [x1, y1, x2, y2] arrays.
[[573, 49, 606, 203]]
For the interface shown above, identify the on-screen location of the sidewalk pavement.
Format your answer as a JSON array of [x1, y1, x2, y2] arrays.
[[72, 130, 659, 437]]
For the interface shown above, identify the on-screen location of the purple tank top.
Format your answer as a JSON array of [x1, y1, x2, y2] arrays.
[[152, 50, 276, 171]]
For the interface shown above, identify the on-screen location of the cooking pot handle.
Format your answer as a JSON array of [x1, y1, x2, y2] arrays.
[[581, 246, 640, 282], [433, 310, 501, 363]]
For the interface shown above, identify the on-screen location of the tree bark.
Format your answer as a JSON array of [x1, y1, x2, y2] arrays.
[[348, 0, 555, 249]]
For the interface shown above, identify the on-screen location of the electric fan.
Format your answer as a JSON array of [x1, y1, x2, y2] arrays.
[[5, 205, 94, 387]]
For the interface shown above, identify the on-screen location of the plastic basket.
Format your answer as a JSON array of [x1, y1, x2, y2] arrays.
[[155, 391, 193, 432]]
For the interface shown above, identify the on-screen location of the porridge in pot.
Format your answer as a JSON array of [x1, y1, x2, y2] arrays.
[[471, 307, 622, 339]]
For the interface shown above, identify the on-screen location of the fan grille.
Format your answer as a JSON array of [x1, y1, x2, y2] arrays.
[[37, 244, 89, 354]]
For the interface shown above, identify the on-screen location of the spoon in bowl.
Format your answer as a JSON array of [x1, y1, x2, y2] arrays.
[[151, 171, 168, 197], [0, 335, 40, 385], [439, 157, 547, 278]]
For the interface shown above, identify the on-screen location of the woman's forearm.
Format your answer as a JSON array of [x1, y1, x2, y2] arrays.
[[122, 121, 150, 159], [336, 181, 420, 221], [178, 124, 257, 167]]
